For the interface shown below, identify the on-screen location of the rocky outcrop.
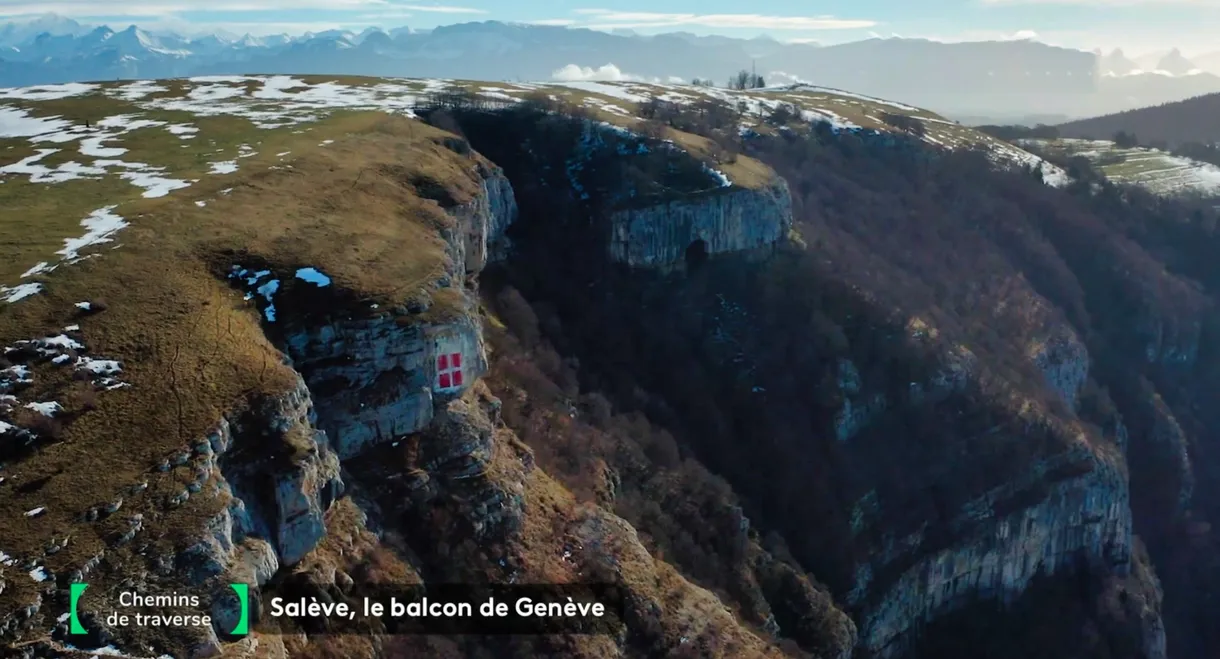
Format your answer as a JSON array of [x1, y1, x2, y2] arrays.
[[197, 375, 343, 571], [608, 178, 793, 268], [450, 162, 517, 272], [282, 163, 513, 459], [1030, 328, 1090, 410], [283, 314, 487, 459], [851, 445, 1132, 657]]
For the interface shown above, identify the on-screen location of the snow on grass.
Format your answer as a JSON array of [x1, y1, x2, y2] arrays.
[[166, 124, 198, 138], [295, 267, 331, 286], [29, 566, 50, 581], [75, 301, 92, 310], [24, 506, 46, 517], [1, 283, 43, 303], [188, 83, 249, 102], [109, 80, 169, 102], [21, 262, 53, 278], [0, 82, 97, 101], [25, 401, 62, 416], [59, 206, 128, 261], [79, 135, 127, 157], [1, 364, 33, 383], [139, 76, 423, 128], [801, 108, 860, 131], [0, 107, 77, 139], [76, 357, 123, 376], [547, 81, 650, 103], [115, 167, 192, 198], [209, 160, 238, 174], [0, 148, 106, 183]]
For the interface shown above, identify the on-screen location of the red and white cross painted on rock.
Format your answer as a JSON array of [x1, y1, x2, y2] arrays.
[[436, 351, 464, 390]]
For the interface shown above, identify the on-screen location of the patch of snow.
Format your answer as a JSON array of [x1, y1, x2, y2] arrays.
[[79, 135, 127, 157], [52, 354, 71, 365], [257, 278, 279, 322], [703, 164, 732, 188], [801, 108, 860, 131], [25, 401, 62, 416], [64, 324, 80, 331], [2, 283, 43, 303], [2, 364, 33, 384], [58, 206, 128, 261], [165, 124, 198, 138], [24, 506, 46, 517], [75, 301, 92, 310], [209, 160, 238, 174], [29, 566, 50, 581], [115, 168, 191, 198], [109, 80, 169, 101], [548, 81, 650, 103], [0, 107, 76, 139], [775, 84, 923, 112], [21, 262, 52, 278], [295, 267, 331, 287], [76, 357, 122, 375], [0, 148, 105, 183], [0, 82, 97, 101]]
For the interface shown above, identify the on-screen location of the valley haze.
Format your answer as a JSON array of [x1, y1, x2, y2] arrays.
[[1, 11, 1220, 122]]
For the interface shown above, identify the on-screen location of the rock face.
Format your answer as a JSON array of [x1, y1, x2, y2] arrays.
[[608, 178, 793, 268], [204, 374, 343, 572], [1030, 328, 1090, 410], [852, 446, 1132, 656], [282, 164, 513, 459], [283, 315, 488, 459], [450, 162, 517, 272]]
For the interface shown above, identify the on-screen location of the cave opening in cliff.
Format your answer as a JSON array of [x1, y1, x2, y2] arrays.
[[685, 239, 708, 271]]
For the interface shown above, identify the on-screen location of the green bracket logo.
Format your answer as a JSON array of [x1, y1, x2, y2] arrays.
[[229, 583, 249, 636], [69, 583, 88, 635]]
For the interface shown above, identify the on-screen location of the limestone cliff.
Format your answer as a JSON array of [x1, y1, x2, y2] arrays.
[[280, 164, 514, 459], [608, 178, 793, 268]]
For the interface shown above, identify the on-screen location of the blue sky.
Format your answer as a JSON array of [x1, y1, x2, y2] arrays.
[[0, 0, 1215, 56]]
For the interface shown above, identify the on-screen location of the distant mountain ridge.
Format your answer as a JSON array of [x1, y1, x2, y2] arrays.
[[2, 14, 1220, 120], [1056, 91, 1220, 147]]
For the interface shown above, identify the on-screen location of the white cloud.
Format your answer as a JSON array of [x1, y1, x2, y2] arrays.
[[523, 18, 576, 26], [765, 70, 809, 85], [1006, 29, 1039, 40], [551, 63, 640, 82], [571, 9, 876, 31]]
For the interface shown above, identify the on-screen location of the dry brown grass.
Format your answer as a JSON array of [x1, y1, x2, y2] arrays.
[[0, 109, 489, 622]]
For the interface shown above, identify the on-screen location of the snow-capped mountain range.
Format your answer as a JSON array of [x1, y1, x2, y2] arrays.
[[2, 13, 1219, 122], [1096, 47, 1214, 77]]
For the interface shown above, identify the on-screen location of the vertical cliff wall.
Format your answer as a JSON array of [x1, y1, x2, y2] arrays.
[[608, 178, 793, 268], [281, 166, 515, 460]]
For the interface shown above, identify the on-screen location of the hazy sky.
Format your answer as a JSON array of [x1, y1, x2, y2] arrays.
[[0, 0, 1214, 56]]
